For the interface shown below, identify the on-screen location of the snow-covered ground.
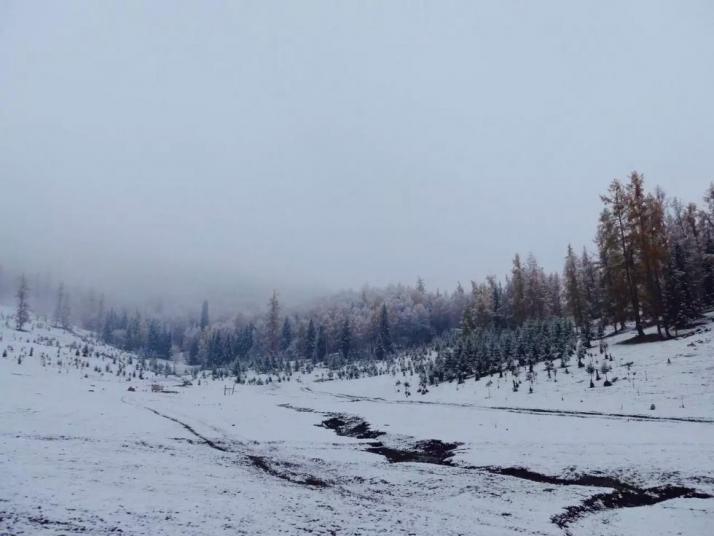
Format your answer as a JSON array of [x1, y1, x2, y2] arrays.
[[1, 307, 713, 535]]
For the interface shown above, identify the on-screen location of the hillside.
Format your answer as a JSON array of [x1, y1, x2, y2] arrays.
[[1, 306, 713, 536]]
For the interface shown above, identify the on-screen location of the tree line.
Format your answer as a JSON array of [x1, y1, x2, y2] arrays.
[[7, 172, 713, 378]]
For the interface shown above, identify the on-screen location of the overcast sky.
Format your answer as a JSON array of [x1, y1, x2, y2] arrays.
[[1, 1, 713, 308]]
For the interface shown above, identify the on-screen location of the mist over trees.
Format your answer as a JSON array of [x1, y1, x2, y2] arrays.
[[6, 173, 714, 384]]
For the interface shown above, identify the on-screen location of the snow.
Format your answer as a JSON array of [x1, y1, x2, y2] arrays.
[[1, 306, 713, 535]]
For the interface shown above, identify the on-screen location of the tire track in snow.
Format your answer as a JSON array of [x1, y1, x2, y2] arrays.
[[126, 398, 332, 490], [142, 406, 229, 452]]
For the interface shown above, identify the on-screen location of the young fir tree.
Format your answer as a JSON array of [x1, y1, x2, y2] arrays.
[[15, 275, 30, 331]]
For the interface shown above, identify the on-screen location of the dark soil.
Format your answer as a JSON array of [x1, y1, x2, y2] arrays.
[[318, 411, 712, 531], [478, 466, 638, 491], [318, 414, 385, 439], [366, 439, 460, 465], [551, 485, 712, 529]]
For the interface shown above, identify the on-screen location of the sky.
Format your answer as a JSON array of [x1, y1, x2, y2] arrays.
[[1, 0, 713, 310]]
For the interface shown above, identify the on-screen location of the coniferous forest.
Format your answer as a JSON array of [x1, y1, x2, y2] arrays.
[[2, 173, 712, 385]]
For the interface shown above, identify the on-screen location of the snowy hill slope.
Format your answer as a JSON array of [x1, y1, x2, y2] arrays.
[[1, 307, 713, 536], [314, 319, 714, 420]]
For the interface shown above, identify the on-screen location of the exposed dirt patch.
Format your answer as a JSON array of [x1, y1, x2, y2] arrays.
[[317, 413, 460, 465], [478, 466, 638, 491], [314, 410, 713, 531], [472, 465, 712, 531], [366, 439, 460, 465], [318, 414, 385, 439], [551, 484, 712, 530]]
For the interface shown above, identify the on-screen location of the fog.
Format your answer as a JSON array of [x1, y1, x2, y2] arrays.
[[1, 1, 713, 312]]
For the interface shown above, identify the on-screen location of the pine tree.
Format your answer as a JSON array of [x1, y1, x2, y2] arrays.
[[580, 248, 602, 328], [15, 275, 30, 331], [265, 290, 280, 356], [53, 283, 65, 328], [461, 305, 477, 337], [600, 178, 644, 336], [523, 254, 547, 320], [281, 317, 293, 352], [597, 208, 630, 332], [340, 317, 352, 359], [377, 304, 392, 356], [416, 277, 426, 294], [200, 300, 210, 330], [451, 282, 468, 327], [304, 319, 316, 361], [628, 175, 667, 336], [60, 290, 71, 330], [546, 273, 563, 318], [564, 245, 584, 328], [314, 325, 327, 363], [511, 254, 526, 325], [663, 242, 700, 333]]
